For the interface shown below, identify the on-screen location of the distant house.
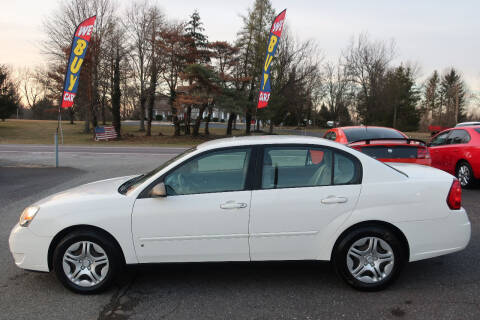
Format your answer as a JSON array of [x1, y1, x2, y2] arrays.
[[149, 93, 242, 122], [150, 94, 171, 119]]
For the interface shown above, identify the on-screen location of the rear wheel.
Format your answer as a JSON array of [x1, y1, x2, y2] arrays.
[[456, 161, 474, 188], [332, 226, 406, 291], [53, 230, 121, 294]]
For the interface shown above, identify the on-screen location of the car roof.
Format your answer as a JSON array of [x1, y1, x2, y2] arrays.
[[196, 135, 341, 151]]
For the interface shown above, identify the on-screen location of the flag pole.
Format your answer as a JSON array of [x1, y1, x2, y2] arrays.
[[56, 15, 96, 167]]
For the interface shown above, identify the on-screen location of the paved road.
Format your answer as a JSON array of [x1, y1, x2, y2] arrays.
[[0, 145, 479, 320], [0, 144, 187, 155]]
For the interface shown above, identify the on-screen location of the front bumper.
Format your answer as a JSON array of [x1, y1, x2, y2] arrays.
[[397, 208, 471, 262], [9, 224, 51, 272]]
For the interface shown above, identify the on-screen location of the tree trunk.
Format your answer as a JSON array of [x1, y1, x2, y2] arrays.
[[146, 77, 155, 137], [139, 94, 146, 131], [269, 118, 274, 134], [245, 111, 252, 135], [83, 106, 90, 133], [192, 104, 207, 136], [68, 108, 74, 124], [204, 105, 213, 135], [184, 105, 191, 135], [226, 112, 235, 135], [101, 100, 106, 125], [112, 46, 122, 138]]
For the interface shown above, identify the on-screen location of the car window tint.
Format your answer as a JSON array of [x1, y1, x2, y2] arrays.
[[324, 131, 336, 141], [334, 152, 358, 184], [262, 147, 332, 189], [343, 127, 404, 142], [164, 149, 251, 195], [430, 131, 450, 146], [446, 129, 470, 144]]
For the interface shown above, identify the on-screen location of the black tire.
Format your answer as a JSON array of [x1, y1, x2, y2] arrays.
[[52, 230, 122, 294], [456, 161, 475, 189], [332, 225, 407, 291]]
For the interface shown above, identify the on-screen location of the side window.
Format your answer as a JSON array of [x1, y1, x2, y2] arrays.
[[164, 148, 251, 195], [430, 131, 450, 146], [334, 152, 359, 184], [447, 129, 470, 144], [324, 131, 337, 141], [261, 146, 361, 189], [262, 147, 332, 189]]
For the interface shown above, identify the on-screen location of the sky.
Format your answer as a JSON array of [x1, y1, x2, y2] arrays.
[[1, 0, 480, 96]]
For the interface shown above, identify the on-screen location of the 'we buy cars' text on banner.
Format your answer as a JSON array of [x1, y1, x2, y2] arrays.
[[61, 16, 96, 108], [257, 9, 286, 109]]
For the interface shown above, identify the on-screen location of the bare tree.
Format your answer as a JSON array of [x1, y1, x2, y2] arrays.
[[146, 7, 163, 136], [124, 0, 155, 132], [323, 61, 352, 125], [42, 0, 116, 132], [158, 21, 190, 136], [342, 33, 396, 124]]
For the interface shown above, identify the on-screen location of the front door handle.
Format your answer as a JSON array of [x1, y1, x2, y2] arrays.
[[321, 196, 348, 204], [220, 200, 248, 209]]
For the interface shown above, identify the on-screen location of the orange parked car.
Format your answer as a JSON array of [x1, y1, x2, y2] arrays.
[[324, 126, 431, 166]]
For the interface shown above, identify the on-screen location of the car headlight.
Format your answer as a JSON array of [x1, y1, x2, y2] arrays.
[[19, 206, 39, 227]]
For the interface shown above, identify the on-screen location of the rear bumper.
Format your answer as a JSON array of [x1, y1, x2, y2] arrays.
[[9, 224, 50, 272], [396, 208, 471, 262]]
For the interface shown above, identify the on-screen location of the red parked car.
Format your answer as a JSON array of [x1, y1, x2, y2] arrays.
[[323, 126, 431, 166], [429, 126, 480, 188]]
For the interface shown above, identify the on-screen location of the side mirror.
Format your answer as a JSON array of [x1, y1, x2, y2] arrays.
[[150, 182, 167, 197]]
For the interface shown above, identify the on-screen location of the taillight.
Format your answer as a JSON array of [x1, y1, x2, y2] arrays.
[[447, 179, 462, 210], [417, 147, 430, 159]]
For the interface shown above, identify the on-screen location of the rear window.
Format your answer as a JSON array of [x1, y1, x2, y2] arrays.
[[343, 127, 405, 142], [475, 128, 480, 134], [360, 146, 417, 159]]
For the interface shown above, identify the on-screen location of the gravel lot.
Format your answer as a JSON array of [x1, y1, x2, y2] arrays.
[[1, 144, 478, 320]]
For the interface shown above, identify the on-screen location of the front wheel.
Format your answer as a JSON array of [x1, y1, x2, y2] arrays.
[[456, 162, 474, 188], [332, 226, 406, 291], [52, 231, 121, 294]]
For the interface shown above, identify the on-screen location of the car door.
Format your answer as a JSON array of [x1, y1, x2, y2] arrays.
[[132, 147, 253, 263], [249, 145, 362, 261], [429, 130, 451, 171], [443, 129, 471, 175]]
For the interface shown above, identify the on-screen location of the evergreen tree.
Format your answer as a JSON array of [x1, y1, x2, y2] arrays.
[[439, 68, 466, 125], [383, 66, 420, 131], [0, 65, 20, 121], [185, 9, 209, 63]]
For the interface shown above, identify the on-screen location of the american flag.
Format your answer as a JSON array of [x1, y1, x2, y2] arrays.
[[95, 126, 118, 141]]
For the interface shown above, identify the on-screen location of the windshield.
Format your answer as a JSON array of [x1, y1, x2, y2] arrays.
[[118, 147, 196, 195], [343, 127, 405, 142]]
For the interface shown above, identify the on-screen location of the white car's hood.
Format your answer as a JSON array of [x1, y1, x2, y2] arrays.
[[33, 175, 136, 207]]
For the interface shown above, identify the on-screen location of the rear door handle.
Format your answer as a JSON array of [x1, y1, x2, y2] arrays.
[[321, 196, 348, 204], [220, 200, 248, 209]]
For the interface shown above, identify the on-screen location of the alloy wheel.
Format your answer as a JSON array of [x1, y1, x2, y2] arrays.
[[62, 241, 109, 287], [346, 237, 394, 284], [457, 164, 471, 187]]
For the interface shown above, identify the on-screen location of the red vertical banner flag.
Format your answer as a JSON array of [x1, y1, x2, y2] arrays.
[[61, 16, 96, 108], [257, 9, 286, 109]]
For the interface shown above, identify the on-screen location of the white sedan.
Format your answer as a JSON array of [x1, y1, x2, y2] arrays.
[[9, 136, 471, 293]]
